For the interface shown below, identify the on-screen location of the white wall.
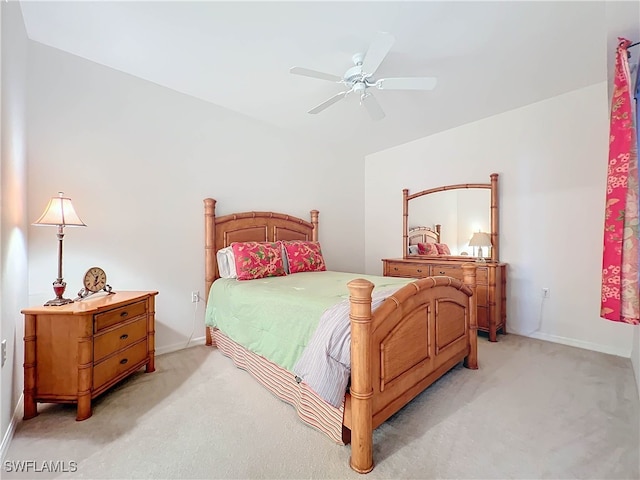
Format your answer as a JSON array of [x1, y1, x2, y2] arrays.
[[26, 42, 365, 355], [365, 83, 634, 357], [1, 1, 29, 459]]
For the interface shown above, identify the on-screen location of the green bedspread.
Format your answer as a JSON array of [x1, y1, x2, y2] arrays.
[[205, 271, 412, 372]]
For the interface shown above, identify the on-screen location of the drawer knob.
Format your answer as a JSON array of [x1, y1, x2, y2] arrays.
[[393, 267, 398, 271], [417, 269, 422, 273], [120, 358, 128, 365], [120, 312, 128, 318], [439, 271, 445, 275], [120, 334, 129, 340]]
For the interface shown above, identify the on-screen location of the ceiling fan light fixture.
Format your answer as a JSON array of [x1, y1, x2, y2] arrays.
[[289, 31, 437, 119], [353, 82, 367, 94]]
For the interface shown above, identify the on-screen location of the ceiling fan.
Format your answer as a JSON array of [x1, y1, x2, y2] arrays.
[[290, 32, 437, 121]]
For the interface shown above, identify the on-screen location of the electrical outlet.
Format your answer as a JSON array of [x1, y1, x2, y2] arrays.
[[1, 339, 6, 367], [191, 291, 200, 303], [541, 288, 550, 298]]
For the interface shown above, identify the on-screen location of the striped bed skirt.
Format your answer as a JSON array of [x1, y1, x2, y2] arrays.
[[210, 327, 346, 444]]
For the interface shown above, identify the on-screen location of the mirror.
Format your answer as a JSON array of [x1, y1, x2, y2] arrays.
[[408, 189, 491, 255], [403, 174, 499, 262]]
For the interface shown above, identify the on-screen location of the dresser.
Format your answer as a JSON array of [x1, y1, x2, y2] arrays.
[[383, 258, 506, 341], [21, 291, 157, 421]]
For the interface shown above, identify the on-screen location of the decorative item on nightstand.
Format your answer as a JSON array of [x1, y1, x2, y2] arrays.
[[33, 192, 86, 306], [76, 266, 114, 300], [469, 231, 492, 263]]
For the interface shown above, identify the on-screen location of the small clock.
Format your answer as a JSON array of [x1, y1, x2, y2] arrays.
[[76, 267, 114, 300]]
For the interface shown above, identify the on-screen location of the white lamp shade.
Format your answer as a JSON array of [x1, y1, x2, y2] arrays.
[[468, 231, 492, 247], [33, 192, 86, 227]]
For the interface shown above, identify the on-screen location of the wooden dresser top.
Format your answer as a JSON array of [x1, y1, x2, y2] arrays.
[[21, 291, 158, 315]]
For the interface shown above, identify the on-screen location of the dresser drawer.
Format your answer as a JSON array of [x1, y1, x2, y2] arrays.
[[430, 265, 463, 280], [94, 317, 147, 362], [93, 340, 148, 390], [94, 300, 147, 332], [385, 262, 429, 278]]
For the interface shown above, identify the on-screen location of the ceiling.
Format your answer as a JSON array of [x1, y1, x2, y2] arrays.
[[18, 1, 640, 157]]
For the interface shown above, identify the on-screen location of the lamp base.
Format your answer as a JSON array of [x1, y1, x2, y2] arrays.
[[43, 280, 74, 306], [44, 297, 74, 306]]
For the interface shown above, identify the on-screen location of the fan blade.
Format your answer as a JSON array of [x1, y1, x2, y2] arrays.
[[361, 32, 395, 75], [308, 91, 349, 114], [375, 77, 438, 90], [290, 67, 342, 83], [361, 93, 385, 121]]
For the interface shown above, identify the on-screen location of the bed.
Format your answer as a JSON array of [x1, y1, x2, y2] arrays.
[[407, 225, 442, 255], [203, 198, 479, 473], [408, 225, 441, 245]]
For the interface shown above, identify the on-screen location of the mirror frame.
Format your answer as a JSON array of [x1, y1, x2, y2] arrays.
[[402, 173, 499, 262]]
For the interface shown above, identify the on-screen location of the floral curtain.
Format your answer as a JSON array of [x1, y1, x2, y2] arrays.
[[601, 38, 639, 325]]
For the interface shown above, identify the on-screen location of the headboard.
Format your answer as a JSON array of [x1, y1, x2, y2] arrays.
[[204, 198, 319, 298], [408, 225, 441, 245]]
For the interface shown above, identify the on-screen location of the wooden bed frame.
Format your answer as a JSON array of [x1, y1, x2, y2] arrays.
[[204, 198, 478, 473], [408, 225, 441, 245]]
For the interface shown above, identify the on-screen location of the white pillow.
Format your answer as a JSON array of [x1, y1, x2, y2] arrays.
[[281, 244, 290, 274], [216, 247, 237, 279]]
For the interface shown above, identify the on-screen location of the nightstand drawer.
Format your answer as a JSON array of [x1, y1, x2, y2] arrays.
[[93, 340, 148, 390], [430, 265, 463, 280], [94, 317, 147, 362], [94, 300, 146, 332], [385, 262, 428, 278]]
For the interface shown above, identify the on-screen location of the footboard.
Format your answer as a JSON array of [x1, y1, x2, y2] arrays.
[[345, 264, 478, 473]]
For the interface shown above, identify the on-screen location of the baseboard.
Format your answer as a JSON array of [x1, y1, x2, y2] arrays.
[[155, 336, 206, 356], [1, 394, 23, 463], [527, 331, 631, 358]]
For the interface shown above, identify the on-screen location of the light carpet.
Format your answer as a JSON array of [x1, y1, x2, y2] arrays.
[[4, 334, 639, 479]]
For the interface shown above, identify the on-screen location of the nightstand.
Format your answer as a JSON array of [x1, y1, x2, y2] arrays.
[[21, 290, 158, 421]]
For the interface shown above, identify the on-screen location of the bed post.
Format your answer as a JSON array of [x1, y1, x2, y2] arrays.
[[462, 263, 479, 370], [347, 278, 375, 474], [204, 198, 217, 346], [310, 209, 319, 242], [490, 173, 499, 263]]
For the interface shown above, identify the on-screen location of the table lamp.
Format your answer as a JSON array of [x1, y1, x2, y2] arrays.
[[469, 231, 492, 262], [33, 192, 86, 306]]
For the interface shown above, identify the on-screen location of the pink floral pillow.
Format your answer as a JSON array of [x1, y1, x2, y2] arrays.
[[283, 241, 326, 274], [417, 242, 438, 255], [231, 241, 287, 280], [435, 243, 451, 255]]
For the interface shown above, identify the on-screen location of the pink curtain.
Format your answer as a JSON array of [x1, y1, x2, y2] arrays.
[[601, 38, 639, 325]]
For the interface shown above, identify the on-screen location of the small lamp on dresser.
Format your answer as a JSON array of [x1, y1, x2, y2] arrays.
[[33, 192, 86, 306], [469, 231, 492, 262]]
